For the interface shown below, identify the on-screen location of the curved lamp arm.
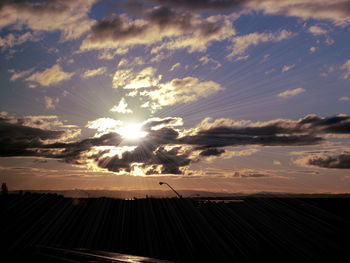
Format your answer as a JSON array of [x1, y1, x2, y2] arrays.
[[159, 182, 182, 198]]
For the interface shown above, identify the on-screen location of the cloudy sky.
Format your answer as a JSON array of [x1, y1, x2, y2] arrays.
[[1, 0, 350, 194]]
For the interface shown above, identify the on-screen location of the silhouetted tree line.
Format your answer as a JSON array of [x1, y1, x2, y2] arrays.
[[1, 183, 7, 195], [0, 194, 349, 262]]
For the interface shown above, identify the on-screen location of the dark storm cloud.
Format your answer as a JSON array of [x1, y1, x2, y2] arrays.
[[0, 0, 96, 41], [98, 143, 191, 174], [86, 7, 195, 44], [87, 7, 218, 43], [0, 117, 65, 157], [233, 171, 268, 178], [0, 117, 65, 140], [299, 115, 350, 134], [307, 154, 350, 169], [123, 1, 147, 15], [155, 146, 191, 174], [93, 114, 350, 174], [98, 143, 155, 172], [2, 114, 350, 175], [0, 0, 68, 13], [199, 148, 225, 157], [179, 115, 350, 149], [146, 6, 193, 28], [150, 0, 350, 24], [89, 16, 147, 42], [44, 132, 122, 163], [147, 0, 350, 27], [146, 6, 225, 37], [0, 117, 121, 162], [181, 134, 322, 148], [145, 127, 179, 144], [0, 115, 189, 173], [46, 132, 122, 150], [97, 127, 190, 174], [80, 4, 235, 51], [142, 117, 183, 131]]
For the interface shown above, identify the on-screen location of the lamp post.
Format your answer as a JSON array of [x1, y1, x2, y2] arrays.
[[159, 182, 182, 198]]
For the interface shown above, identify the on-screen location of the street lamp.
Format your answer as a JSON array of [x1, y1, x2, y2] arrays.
[[159, 182, 182, 198]]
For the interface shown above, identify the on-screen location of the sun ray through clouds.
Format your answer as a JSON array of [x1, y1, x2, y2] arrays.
[[0, 0, 349, 194]]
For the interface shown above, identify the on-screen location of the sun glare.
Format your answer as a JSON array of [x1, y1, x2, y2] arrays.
[[118, 123, 148, 140]]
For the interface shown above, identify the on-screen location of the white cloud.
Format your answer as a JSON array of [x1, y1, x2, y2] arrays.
[[110, 98, 133, 114], [310, 46, 317, 53], [9, 67, 35, 82], [0, 0, 97, 41], [320, 65, 336, 77], [282, 64, 295, 72], [325, 37, 335, 45], [235, 55, 249, 61], [199, 55, 222, 69], [126, 90, 138, 97], [308, 25, 328, 36], [81, 67, 107, 79], [265, 69, 276, 75], [151, 15, 236, 54], [113, 67, 161, 90], [202, 148, 259, 162], [118, 59, 129, 68], [247, 0, 350, 26], [117, 57, 145, 68], [22, 115, 71, 129], [44, 96, 59, 110], [340, 59, 350, 79], [261, 54, 271, 63], [132, 57, 145, 66], [112, 66, 224, 112], [170, 62, 181, 71], [86, 118, 123, 134], [140, 101, 162, 113], [150, 52, 173, 63], [273, 160, 281, 165], [0, 32, 40, 50], [228, 29, 293, 59], [278, 88, 305, 98], [140, 77, 224, 108], [26, 64, 74, 86], [80, 12, 236, 54], [97, 48, 128, 60], [339, 96, 350, 101]]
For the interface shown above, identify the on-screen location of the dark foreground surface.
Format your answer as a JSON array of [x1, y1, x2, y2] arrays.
[[1, 194, 349, 262]]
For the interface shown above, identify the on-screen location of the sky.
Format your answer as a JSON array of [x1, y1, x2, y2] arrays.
[[0, 0, 350, 194]]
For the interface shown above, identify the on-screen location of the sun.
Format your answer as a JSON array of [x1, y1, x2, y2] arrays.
[[118, 123, 148, 140], [87, 118, 148, 140]]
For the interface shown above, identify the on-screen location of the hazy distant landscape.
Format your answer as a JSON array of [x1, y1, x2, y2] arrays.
[[9, 189, 350, 199]]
